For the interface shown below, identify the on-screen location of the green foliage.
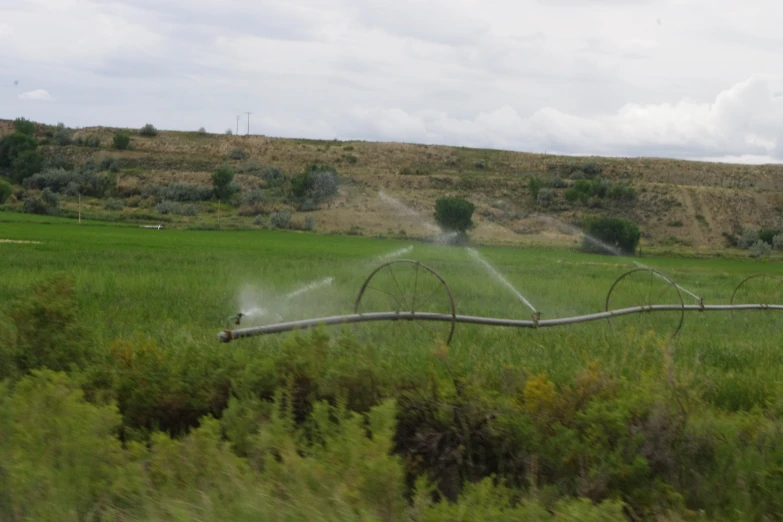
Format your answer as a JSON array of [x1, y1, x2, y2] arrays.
[[84, 134, 101, 148], [139, 123, 158, 137], [112, 131, 131, 150], [144, 183, 213, 202], [774, 234, 783, 250], [51, 122, 72, 146], [24, 167, 115, 198], [528, 175, 544, 200], [434, 196, 475, 232], [737, 228, 759, 249], [211, 164, 237, 201], [99, 156, 120, 172], [537, 187, 555, 208], [261, 166, 287, 186], [10, 149, 44, 182], [103, 198, 124, 211], [22, 189, 60, 216], [13, 117, 36, 136], [156, 201, 197, 216], [290, 165, 339, 206], [0, 179, 12, 204], [0, 132, 38, 168], [228, 147, 249, 160], [271, 210, 291, 229], [582, 216, 641, 255], [758, 227, 780, 246], [751, 239, 772, 259]]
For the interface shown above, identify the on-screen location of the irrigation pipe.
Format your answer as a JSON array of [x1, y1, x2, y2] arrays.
[[217, 304, 783, 343]]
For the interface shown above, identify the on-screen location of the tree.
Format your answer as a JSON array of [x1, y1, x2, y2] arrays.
[[290, 165, 339, 207], [434, 196, 475, 232], [113, 131, 131, 150], [11, 149, 45, 182], [211, 164, 237, 201], [51, 123, 72, 146], [581, 216, 640, 255], [139, 123, 158, 137], [0, 179, 12, 204], [0, 132, 38, 168], [14, 117, 36, 136]]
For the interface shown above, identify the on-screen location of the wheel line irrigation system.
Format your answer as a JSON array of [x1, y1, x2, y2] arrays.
[[218, 260, 783, 344]]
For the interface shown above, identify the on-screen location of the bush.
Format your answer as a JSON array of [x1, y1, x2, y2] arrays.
[[243, 188, 265, 205], [113, 131, 131, 150], [758, 228, 780, 246], [84, 134, 101, 148], [228, 148, 249, 160], [291, 166, 339, 205], [774, 234, 783, 250], [537, 188, 555, 208], [737, 228, 759, 249], [99, 156, 120, 173], [235, 160, 262, 174], [304, 215, 315, 231], [0, 179, 12, 204], [0, 131, 38, 168], [47, 151, 73, 170], [103, 198, 124, 211], [434, 196, 475, 232], [528, 175, 544, 200], [145, 183, 213, 202], [751, 240, 772, 259], [51, 122, 72, 146], [551, 177, 567, 188], [270, 210, 291, 229], [212, 165, 237, 201], [14, 117, 36, 136], [607, 184, 636, 201], [23, 194, 56, 215], [225, 128, 233, 135], [581, 216, 640, 255], [139, 123, 158, 137], [261, 166, 287, 186], [11, 149, 44, 182], [23, 167, 115, 198], [156, 201, 198, 216], [198, 127, 207, 134]]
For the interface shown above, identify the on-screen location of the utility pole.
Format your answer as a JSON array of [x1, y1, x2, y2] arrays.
[[246, 112, 252, 136], [236, 115, 239, 135]]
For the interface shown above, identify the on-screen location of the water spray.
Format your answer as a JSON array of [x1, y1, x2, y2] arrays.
[[466, 248, 539, 317]]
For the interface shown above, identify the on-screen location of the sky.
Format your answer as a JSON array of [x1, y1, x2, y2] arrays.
[[2, 0, 783, 163]]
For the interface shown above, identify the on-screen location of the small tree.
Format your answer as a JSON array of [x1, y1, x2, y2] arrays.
[[113, 131, 131, 150], [51, 123, 72, 146], [773, 234, 783, 250], [139, 123, 158, 137], [0, 132, 38, 168], [198, 127, 207, 134], [211, 164, 237, 201], [0, 179, 12, 204], [434, 196, 475, 232], [737, 228, 758, 249], [270, 210, 291, 229], [751, 240, 772, 259], [14, 117, 36, 136], [582, 216, 640, 255], [11, 149, 45, 182]]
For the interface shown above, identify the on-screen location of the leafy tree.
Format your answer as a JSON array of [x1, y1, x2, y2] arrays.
[[0, 179, 12, 204], [139, 123, 158, 137], [14, 117, 36, 136], [211, 164, 237, 201], [758, 228, 780, 246], [581, 216, 641, 255], [0, 132, 38, 168], [113, 131, 131, 150], [11, 149, 45, 182], [290, 165, 339, 206], [51, 122, 72, 146], [434, 196, 475, 232]]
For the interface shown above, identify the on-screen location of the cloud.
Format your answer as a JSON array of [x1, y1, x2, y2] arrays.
[[18, 89, 53, 101]]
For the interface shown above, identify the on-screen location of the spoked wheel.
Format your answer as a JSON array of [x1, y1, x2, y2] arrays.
[[605, 268, 685, 338], [730, 274, 783, 327], [354, 260, 457, 346]]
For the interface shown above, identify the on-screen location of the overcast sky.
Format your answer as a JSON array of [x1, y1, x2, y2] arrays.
[[2, 0, 783, 163]]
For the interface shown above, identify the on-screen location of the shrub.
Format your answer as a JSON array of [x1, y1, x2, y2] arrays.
[[84, 134, 101, 148], [270, 210, 291, 229], [608, 184, 636, 201], [156, 201, 198, 216], [99, 156, 120, 173], [51, 122, 72, 146], [235, 160, 262, 174], [0, 179, 12, 204], [228, 148, 249, 160], [139, 123, 158, 137], [261, 166, 287, 186], [537, 188, 555, 208], [0, 131, 38, 168], [291, 166, 338, 205], [668, 220, 684, 227], [243, 188, 265, 205], [225, 128, 233, 135], [551, 177, 567, 188], [212, 164, 237, 201], [528, 175, 544, 200], [581, 216, 640, 255], [304, 215, 315, 231], [345, 153, 358, 164], [11, 149, 44, 182], [14, 117, 37, 136], [751, 240, 772, 259], [198, 127, 207, 134], [758, 228, 780, 246], [22, 196, 48, 215], [146, 183, 213, 202], [40, 187, 60, 209], [774, 234, 783, 250], [47, 151, 73, 170], [113, 131, 131, 150], [103, 198, 124, 211], [434, 196, 475, 232], [737, 228, 759, 249]]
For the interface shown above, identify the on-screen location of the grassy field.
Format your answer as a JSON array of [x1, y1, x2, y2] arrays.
[[2, 212, 783, 520]]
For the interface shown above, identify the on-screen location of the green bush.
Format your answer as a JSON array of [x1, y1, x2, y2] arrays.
[[212, 164, 237, 201], [103, 198, 124, 211], [51, 122, 72, 146], [113, 131, 131, 150], [261, 166, 287, 186], [13, 117, 36, 136], [144, 183, 213, 202], [139, 123, 158, 137], [270, 210, 291, 229], [537, 188, 555, 208], [0, 179, 11, 204], [99, 156, 120, 172], [10, 149, 44, 182], [737, 228, 758, 249], [434, 196, 475, 232], [0, 132, 38, 168], [291, 165, 339, 205], [304, 215, 315, 231], [156, 201, 198, 216], [228, 147, 249, 160], [528, 175, 544, 200], [84, 134, 101, 148], [581, 216, 641, 255], [758, 227, 780, 246]]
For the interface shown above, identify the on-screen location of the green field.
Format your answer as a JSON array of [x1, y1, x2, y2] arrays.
[[2, 211, 783, 521]]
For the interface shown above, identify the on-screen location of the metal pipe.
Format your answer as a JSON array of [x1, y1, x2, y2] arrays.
[[217, 304, 783, 343]]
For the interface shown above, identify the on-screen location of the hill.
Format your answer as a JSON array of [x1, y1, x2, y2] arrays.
[[2, 118, 782, 251]]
